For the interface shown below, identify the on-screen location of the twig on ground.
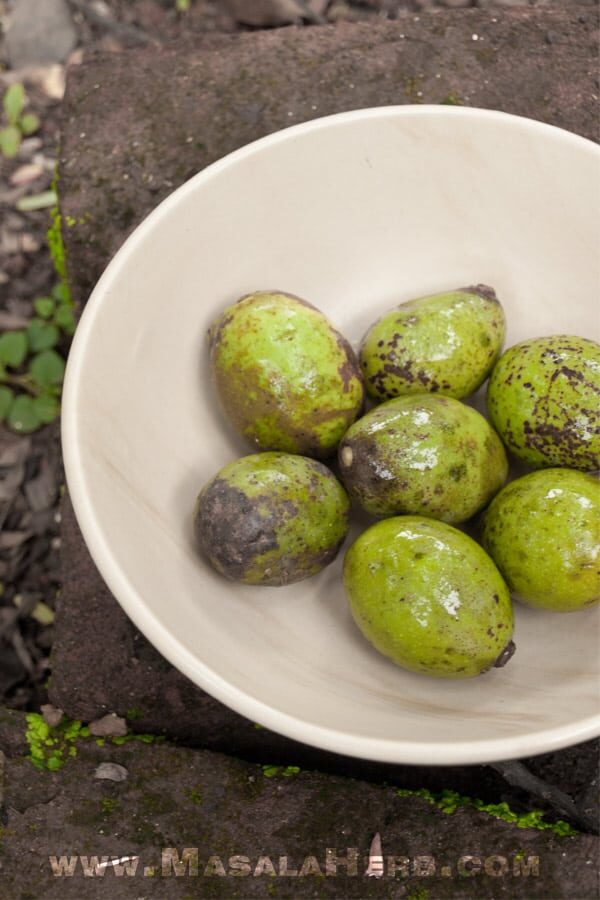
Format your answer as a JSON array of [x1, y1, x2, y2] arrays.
[[490, 759, 599, 834], [66, 0, 157, 46]]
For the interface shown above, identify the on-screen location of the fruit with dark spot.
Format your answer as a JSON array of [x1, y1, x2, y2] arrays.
[[343, 516, 515, 678], [483, 468, 600, 612], [194, 452, 350, 585], [359, 285, 505, 402], [486, 335, 600, 470], [209, 291, 364, 458], [338, 395, 508, 522]]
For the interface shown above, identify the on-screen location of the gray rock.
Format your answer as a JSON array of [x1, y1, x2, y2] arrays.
[[94, 761, 129, 781], [41, 703, 64, 728], [88, 713, 128, 737], [5, 0, 77, 68], [223, 0, 321, 26]]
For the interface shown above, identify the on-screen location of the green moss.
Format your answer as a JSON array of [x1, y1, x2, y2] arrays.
[[396, 787, 578, 836], [186, 787, 203, 805], [404, 76, 423, 104], [261, 764, 301, 778], [25, 713, 90, 771], [126, 706, 143, 721], [46, 171, 78, 316], [109, 732, 163, 746], [101, 797, 118, 815], [441, 92, 463, 106], [25, 712, 163, 770], [408, 890, 429, 900], [475, 47, 496, 65]]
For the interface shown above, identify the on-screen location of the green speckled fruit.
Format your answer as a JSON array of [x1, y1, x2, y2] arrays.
[[343, 516, 515, 678], [209, 291, 364, 458], [194, 452, 350, 586], [483, 469, 600, 612], [487, 335, 600, 471], [338, 395, 508, 522], [360, 285, 505, 402]]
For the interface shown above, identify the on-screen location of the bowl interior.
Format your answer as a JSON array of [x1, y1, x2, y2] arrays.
[[63, 107, 600, 764]]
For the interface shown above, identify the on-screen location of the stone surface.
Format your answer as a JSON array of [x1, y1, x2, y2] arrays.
[[58, 8, 599, 308], [5, 0, 77, 67], [0, 709, 598, 898]]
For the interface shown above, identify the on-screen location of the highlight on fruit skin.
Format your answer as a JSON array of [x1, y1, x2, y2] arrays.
[[194, 451, 350, 586], [338, 394, 508, 523], [208, 290, 365, 459], [483, 468, 600, 613], [486, 334, 600, 471], [359, 284, 505, 402], [342, 516, 515, 678]]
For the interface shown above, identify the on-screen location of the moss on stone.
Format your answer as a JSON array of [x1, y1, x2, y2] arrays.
[[25, 713, 89, 771], [396, 787, 578, 836], [24, 712, 163, 771]]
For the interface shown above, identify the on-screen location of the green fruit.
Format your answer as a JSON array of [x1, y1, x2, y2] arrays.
[[360, 284, 505, 402], [487, 335, 600, 471], [338, 395, 508, 522], [483, 468, 600, 612], [209, 291, 364, 458], [343, 516, 515, 678], [194, 452, 350, 586]]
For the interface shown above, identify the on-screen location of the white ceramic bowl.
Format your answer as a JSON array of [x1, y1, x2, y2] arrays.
[[62, 107, 600, 765]]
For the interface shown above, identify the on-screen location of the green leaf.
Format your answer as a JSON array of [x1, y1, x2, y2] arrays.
[[29, 349, 65, 387], [0, 125, 21, 158], [54, 304, 75, 335], [27, 319, 59, 352], [7, 395, 41, 433], [3, 84, 25, 125], [20, 113, 40, 136], [0, 331, 28, 368], [32, 393, 60, 424], [52, 283, 70, 303], [16, 190, 57, 212], [34, 297, 56, 319], [0, 386, 14, 420]]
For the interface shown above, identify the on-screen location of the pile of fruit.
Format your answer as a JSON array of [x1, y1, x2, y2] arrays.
[[194, 288, 600, 679]]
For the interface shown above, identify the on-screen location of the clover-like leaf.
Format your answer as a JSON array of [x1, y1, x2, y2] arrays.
[[34, 297, 56, 319], [0, 125, 21, 159], [27, 319, 59, 352], [20, 113, 40, 136], [7, 394, 41, 433], [0, 385, 14, 421], [29, 349, 65, 387], [0, 331, 28, 368], [3, 84, 25, 125], [54, 304, 75, 335], [52, 283, 70, 303], [33, 393, 60, 424]]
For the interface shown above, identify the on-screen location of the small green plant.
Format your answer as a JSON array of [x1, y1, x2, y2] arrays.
[[0, 284, 75, 433], [176, 0, 191, 10], [0, 84, 40, 158], [396, 787, 578, 837], [261, 764, 301, 778], [25, 713, 90, 771]]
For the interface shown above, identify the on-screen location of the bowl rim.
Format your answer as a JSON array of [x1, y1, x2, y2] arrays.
[[62, 105, 600, 765]]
